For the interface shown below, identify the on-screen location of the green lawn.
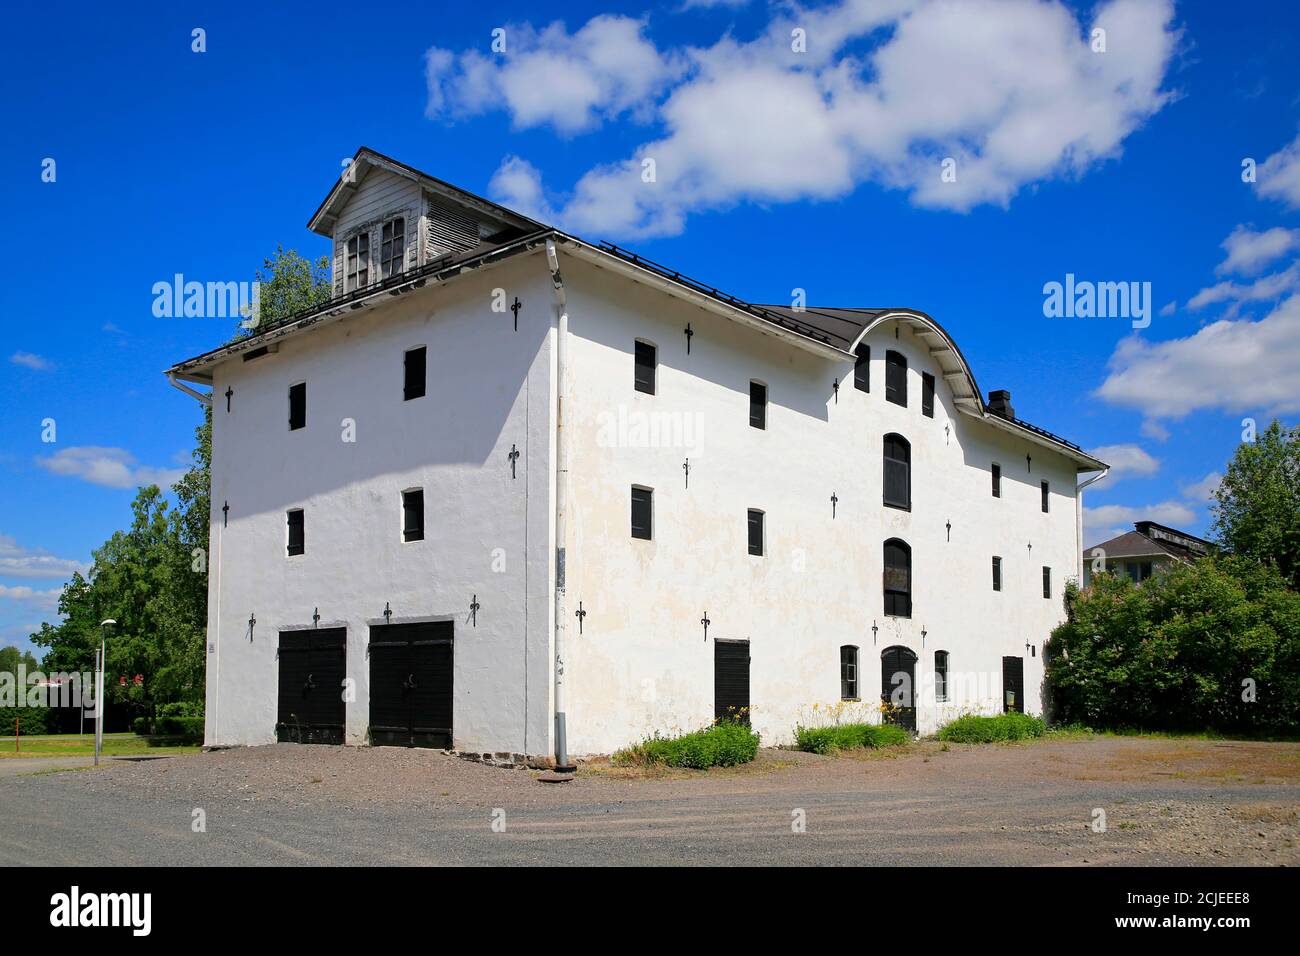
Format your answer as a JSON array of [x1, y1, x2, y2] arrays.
[[0, 733, 200, 758]]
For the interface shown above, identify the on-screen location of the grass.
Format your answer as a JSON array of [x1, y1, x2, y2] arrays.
[[613, 721, 761, 769], [937, 712, 1047, 743], [0, 733, 200, 758], [1046, 723, 1300, 742], [794, 722, 909, 754]]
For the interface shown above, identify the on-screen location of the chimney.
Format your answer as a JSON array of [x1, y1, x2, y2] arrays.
[[987, 389, 1015, 420]]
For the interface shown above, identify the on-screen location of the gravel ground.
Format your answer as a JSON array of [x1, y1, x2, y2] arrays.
[[0, 736, 1295, 866]]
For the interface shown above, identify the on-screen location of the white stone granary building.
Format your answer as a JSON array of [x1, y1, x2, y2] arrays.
[[166, 147, 1108, 760]]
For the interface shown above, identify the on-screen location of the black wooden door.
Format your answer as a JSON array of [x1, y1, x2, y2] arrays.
[[369, 621, 453, 748], [1002, 656, 1025, 713], [714, 640, 750, 724], [276, 628, 346, 744], [880, 645, 917, 733]]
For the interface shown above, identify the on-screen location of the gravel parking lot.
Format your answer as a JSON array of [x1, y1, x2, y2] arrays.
[[1, 736, 1295, 866]]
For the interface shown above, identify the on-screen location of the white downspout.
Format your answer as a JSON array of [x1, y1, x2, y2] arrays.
[[1075, 468, 1110, 582], [545, 239, 574, 771], [166, 371, 213, 407]]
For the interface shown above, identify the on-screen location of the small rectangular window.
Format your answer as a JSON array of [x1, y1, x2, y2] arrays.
[[631, 486, 653, 540], [402, 489, 424, 543], [747, 509, 764, 556], [922, 372, 935, 418], [1040, 480, 1050, 513], [991, 463, 1001, 498], [634, 341, 657, 395], [287, 509, 305, 556], [289, 382, 306, 431], [404, 346, 427, 401], [840, 646, 859, 700], [346, 231, 370, 291], [749, 381, 767, 429], [992, 556, 1002, 592], [854, 344, 870, 392], [935, 650, 949, 702], [1042, 566, 1051, 599], [380, 217, 406, 279]]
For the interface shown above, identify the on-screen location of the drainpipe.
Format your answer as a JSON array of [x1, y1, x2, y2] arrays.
[[1075, 468, 1110, 582], [545, 239, 575, 772], [166, 371, 213, 407]]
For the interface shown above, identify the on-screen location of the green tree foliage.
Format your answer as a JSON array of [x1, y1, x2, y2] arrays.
[[1212, 419, 1300, 590], [27, 248, 331, 722], [1045, 557, 1300, 734]]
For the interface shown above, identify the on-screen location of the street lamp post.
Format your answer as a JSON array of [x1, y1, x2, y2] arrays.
[[95, 620, 115, 766]]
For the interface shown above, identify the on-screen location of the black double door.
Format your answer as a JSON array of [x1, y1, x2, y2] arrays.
[[714, 640, 750, 724], [881, 645, 917, 734], [276, 628, 347, 744], [1002, 656, 1025, 713], [369, 621, 453, 748]]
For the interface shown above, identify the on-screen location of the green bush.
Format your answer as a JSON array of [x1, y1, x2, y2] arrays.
[[794, 722, 909, 754], [1046, 556, 1300, 735], [0, 707, 50, 736], [937, 712, 1046, 743], [131, 716, 150, 735], [614, 721, 760, 769], [153, 715, 203, 743]]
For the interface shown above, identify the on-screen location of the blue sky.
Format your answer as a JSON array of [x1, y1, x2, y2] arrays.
[[2, 0, 1299, 655]]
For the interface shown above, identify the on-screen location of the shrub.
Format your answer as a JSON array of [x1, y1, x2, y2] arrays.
[[1046, 556, 1300, 735], [614, 721, 760, 769], [795, 722, 909, 754], [937, 712, 1046, 743], [153, 715, 204, 743]]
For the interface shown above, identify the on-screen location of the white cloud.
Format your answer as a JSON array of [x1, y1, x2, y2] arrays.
[[1258, 134, 1300, 209], [1180, 471, 1221, 503], [1188, 260, 1300, 312], [1158, 300, 1176, 316], [1216, 225, 1300, 276], [1083, 500, 1197, 546], [34, 446, 186, 490], [10, 351, 52, 371], [0, 584, 61, 612], [1140, 418, 1170, 441], [1096, 293, 1300, 419], [0, 535, 87, 580], [426, 16, 684, 135], [429, 0, 1180, 238], [1088, 443, 1160, 481]]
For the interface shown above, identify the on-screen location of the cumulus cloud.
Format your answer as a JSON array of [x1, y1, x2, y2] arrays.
[[0, 535, 87, 580], [10, 351, 52, 371], [1096, 294, 1300, 419], [1140, 418, 1170, 441], [34, 446, 186, 490], [426, 0, 1180, 238], [1258, 134, 1300, 209], [1180, 471, 1222, 503], [1088, 443, 1160, 481], [425, 16, 685, 135], [0, 584, 61, 612], [1216, 225, 1299, 276]]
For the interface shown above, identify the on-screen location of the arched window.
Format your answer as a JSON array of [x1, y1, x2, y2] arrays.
[[840, 645, 859, 700], [934, 650, 949, 702], [883, 538, 912, 618], [883, 434, 911, 510], [885, 350, 907, 407]]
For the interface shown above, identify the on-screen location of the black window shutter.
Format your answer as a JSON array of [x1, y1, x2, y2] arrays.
[[854, 344, 870, 392], [1042, 566, 1051, 599], [1040, 480, 1050, 513], [922, 372, 935, 418], [634, 341, 656, 394], [749, 381, 767, 429], [992, 556, 1002, 591], [885, 351, 907, 407], [747, 509, 764, 556], [288, 382, 306, 430], [992, 464, 1001, 498], [883, 435, 911, 510], [404, 347, 427, 401], [631, 487, 652, 539], [883, 539, 911, 618], [403, 490, 424, 542], [287, 510, 305, 556]]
